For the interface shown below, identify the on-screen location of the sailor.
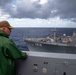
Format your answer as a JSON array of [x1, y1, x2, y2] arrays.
[[0, 20, 28, 75]]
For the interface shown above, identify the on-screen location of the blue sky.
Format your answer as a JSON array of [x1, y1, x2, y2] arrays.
[[0, 0, 76, 28]]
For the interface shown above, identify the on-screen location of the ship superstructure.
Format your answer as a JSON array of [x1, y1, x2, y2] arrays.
[[24, 31, 76, 54]]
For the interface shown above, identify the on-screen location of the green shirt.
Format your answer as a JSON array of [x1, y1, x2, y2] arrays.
[[0, 30, 27, 75]]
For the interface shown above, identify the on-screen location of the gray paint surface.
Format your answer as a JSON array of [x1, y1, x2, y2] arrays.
[[16, 51, 76, 75]]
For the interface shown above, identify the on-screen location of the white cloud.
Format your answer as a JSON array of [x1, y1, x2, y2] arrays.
[[2, 18, 75, 28], [0, 0, 76, 28], [0, 8, 10, 19], [39, 0, 48, 4]]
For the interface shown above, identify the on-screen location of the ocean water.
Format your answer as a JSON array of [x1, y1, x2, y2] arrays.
[[10, 28, 76, 51]]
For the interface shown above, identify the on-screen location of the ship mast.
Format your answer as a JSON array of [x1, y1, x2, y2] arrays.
[[51, 28, 57, 40]]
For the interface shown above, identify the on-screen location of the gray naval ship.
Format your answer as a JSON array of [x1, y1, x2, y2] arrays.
[[24, 31, 76, 54], [16, 30, 76, 75]]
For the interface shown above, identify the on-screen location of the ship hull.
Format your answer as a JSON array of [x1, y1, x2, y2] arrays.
[[25, 40, 76, 54]]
